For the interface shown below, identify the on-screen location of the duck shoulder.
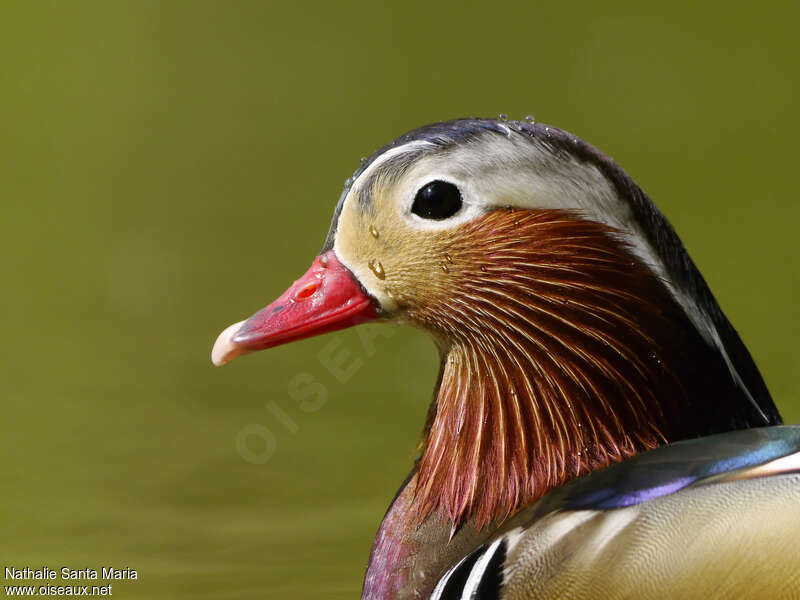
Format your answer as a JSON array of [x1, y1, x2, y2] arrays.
[[430, 426, 800, 600]]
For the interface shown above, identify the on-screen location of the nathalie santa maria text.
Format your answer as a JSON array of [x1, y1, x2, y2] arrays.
[[5, 567, 138, 580]]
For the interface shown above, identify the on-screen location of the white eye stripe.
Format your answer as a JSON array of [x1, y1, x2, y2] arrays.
[[349, 140, 435, 197]]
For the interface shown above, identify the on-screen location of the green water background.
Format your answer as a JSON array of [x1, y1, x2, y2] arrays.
[[2, 2, 798, 597]]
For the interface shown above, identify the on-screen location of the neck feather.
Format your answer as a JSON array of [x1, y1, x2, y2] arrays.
[[409, 209, 760, 528]]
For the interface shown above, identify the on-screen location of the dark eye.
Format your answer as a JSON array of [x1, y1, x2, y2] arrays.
[[411, 180, 463, 220]]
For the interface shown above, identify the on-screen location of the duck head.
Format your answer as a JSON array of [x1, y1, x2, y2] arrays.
[[213, 119, 779, 528]]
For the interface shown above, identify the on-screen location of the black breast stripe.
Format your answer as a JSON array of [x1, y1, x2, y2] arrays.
[[430, 538, 508, 600], [431, 547, 483, 600], [472, 539, 506, 599]]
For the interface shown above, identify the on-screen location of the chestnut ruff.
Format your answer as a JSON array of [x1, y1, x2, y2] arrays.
[[407, 208, 761, 529]]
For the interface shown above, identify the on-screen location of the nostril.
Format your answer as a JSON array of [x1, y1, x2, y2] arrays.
[[294, 281, 320, 300]]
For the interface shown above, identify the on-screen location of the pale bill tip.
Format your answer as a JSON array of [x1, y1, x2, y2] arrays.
[[211, 320, 247, 366]]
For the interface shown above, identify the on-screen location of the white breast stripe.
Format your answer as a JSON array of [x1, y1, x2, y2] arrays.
[[429, 551, 473, 600], [461, 537, 504, 599]]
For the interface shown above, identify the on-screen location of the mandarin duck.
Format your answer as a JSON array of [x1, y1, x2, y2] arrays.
[[212, 119, 800, 599]]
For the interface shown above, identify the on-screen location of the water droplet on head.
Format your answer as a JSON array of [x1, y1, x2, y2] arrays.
[[369, 225, 379, 239], [368, 259, 385, 280], [498, 113, 508, 121], [524, 115, 536, 123], [360, 156, 367, 164]]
